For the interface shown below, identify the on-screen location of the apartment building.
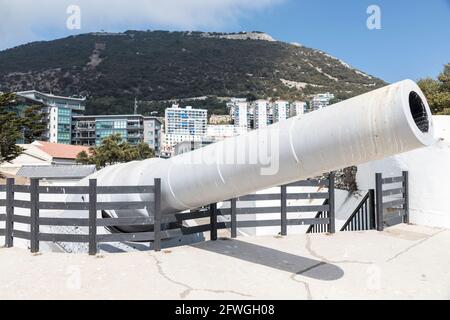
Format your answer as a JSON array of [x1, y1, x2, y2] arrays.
[[206, 125, 238, 141], [253, 100, 269, 129], [164, 105, 207, 147], [72, 115, 162, 154], [290, 101, 307, 117], [15, 90, 86, 145], [310, 93, 335, 111], [273, 100, 289, 123], [143, 117, 162, 154]]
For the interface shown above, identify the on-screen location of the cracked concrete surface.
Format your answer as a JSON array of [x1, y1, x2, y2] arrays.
[[0, 224, 449, 300], [148, 253, 253, 299]]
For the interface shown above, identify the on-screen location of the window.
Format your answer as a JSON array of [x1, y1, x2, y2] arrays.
[[114, 121, 127, 129]]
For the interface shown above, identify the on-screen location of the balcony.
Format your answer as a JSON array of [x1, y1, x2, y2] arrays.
[[128, 134, 143, 139]]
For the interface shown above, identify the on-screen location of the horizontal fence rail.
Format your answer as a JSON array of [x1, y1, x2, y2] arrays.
[[376, 171, 409, 231], [306, 199, 330, 234], [221, 173, 336, 238]]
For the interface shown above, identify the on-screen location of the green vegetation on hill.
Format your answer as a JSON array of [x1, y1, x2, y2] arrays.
[[0, 31, 386, 115]]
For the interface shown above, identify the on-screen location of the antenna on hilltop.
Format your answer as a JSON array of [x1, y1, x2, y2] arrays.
[[134, 97, 138, 115]]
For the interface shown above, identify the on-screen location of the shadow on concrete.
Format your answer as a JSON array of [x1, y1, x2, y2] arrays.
[[193, 239, 344, 281], [97, 232, 206, 253]]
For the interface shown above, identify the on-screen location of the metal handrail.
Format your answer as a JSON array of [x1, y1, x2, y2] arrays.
[[306, 199, 329, 234], [340, 192, 370, 231]]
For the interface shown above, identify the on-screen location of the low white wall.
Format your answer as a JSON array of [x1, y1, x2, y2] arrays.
[[357, 116, 450, 229]]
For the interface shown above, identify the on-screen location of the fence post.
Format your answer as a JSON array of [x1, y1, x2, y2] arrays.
[[328, 173, 335, 234], [5, 178, 15, 248], [402, 171, 410, 224], [368, 189, 376, 230], [210, 203, 218, 241], [153, 178, 162, 252], [30, 178, 40, 253], [88, 179, 97, 256], [230, 198, 237, 239], [375, 173, 384, 231], [280, 185, 287, 236]]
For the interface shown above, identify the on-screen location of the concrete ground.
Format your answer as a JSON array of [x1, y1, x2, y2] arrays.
[[0, 224, 449, 300]]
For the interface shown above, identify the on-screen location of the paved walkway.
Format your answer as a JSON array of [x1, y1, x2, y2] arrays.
[[0, 224, 449, 299]]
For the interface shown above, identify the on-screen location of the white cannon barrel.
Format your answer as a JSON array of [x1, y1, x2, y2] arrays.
[[83, 80, 434, 224]]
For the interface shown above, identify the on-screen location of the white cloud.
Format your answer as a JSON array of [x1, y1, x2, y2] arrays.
[[0, 0, 282, 50]]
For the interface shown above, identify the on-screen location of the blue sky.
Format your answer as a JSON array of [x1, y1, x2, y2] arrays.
[[0, 0, 449, 83], [236, 0, 450, 83]]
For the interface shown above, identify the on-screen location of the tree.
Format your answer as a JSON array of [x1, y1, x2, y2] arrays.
[[21, 105, 48, 143], [438, 63, 450, 91], [418, 63, 450, 115], [76, 134, 155, 169], [0, 94, 23, 164], [1, 93, 45, 165], [75, 150, 90, 165]]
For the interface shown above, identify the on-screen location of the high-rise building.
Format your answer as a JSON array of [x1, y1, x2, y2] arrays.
[[233, 101, 250, 132], [16, 91, 86, 144], [164, 105, 207, 148], [253, 100, 269, 129], [273, 100, 289, 123], [228, 98, 251, 132], [290, 101, 307, 117], [267, 103, 274, 125], [143, 117, 162, 155], [227, 98, 247, 117], [310, 93, 335, 111]]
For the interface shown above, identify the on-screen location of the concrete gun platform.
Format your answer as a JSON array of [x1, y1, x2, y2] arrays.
[[0, 224, 449, 300]]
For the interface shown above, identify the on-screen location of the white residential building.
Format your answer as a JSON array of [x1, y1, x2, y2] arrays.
[[253, 100, 269, 129], [228, 98, 251, 133], [234, 101, 250, 132], [310, 93, 335, 111], [164, 105, 208, 148], [206, 125, 238, 141], [273, 100, 289, 123], [290, 101, 307, 117], [227, 98, 247, 118], [267, 103, 274, 125]]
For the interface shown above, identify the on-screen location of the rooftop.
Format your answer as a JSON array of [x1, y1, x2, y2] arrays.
[[73, 114, 161, 123], [16, 165, 96, 179], [31, 141, 90, 160], [16, 90, 86, 102]]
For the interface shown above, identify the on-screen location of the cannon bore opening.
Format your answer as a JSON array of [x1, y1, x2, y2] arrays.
[[409, 91, 429, 133]]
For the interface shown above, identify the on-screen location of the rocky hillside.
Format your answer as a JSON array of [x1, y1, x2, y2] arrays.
[[0, 31, 386, 115]]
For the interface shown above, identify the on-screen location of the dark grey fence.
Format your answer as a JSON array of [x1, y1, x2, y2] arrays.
[[171, 175, 336, 239], [0, 178, 171, 255], [0, 174, 337, 255], [219, 173, 336, 236], [0, 171, 410, 256], [375, 171, 409, 230]]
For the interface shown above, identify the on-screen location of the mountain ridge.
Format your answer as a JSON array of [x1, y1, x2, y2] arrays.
[[0, 30, 386, 115]]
